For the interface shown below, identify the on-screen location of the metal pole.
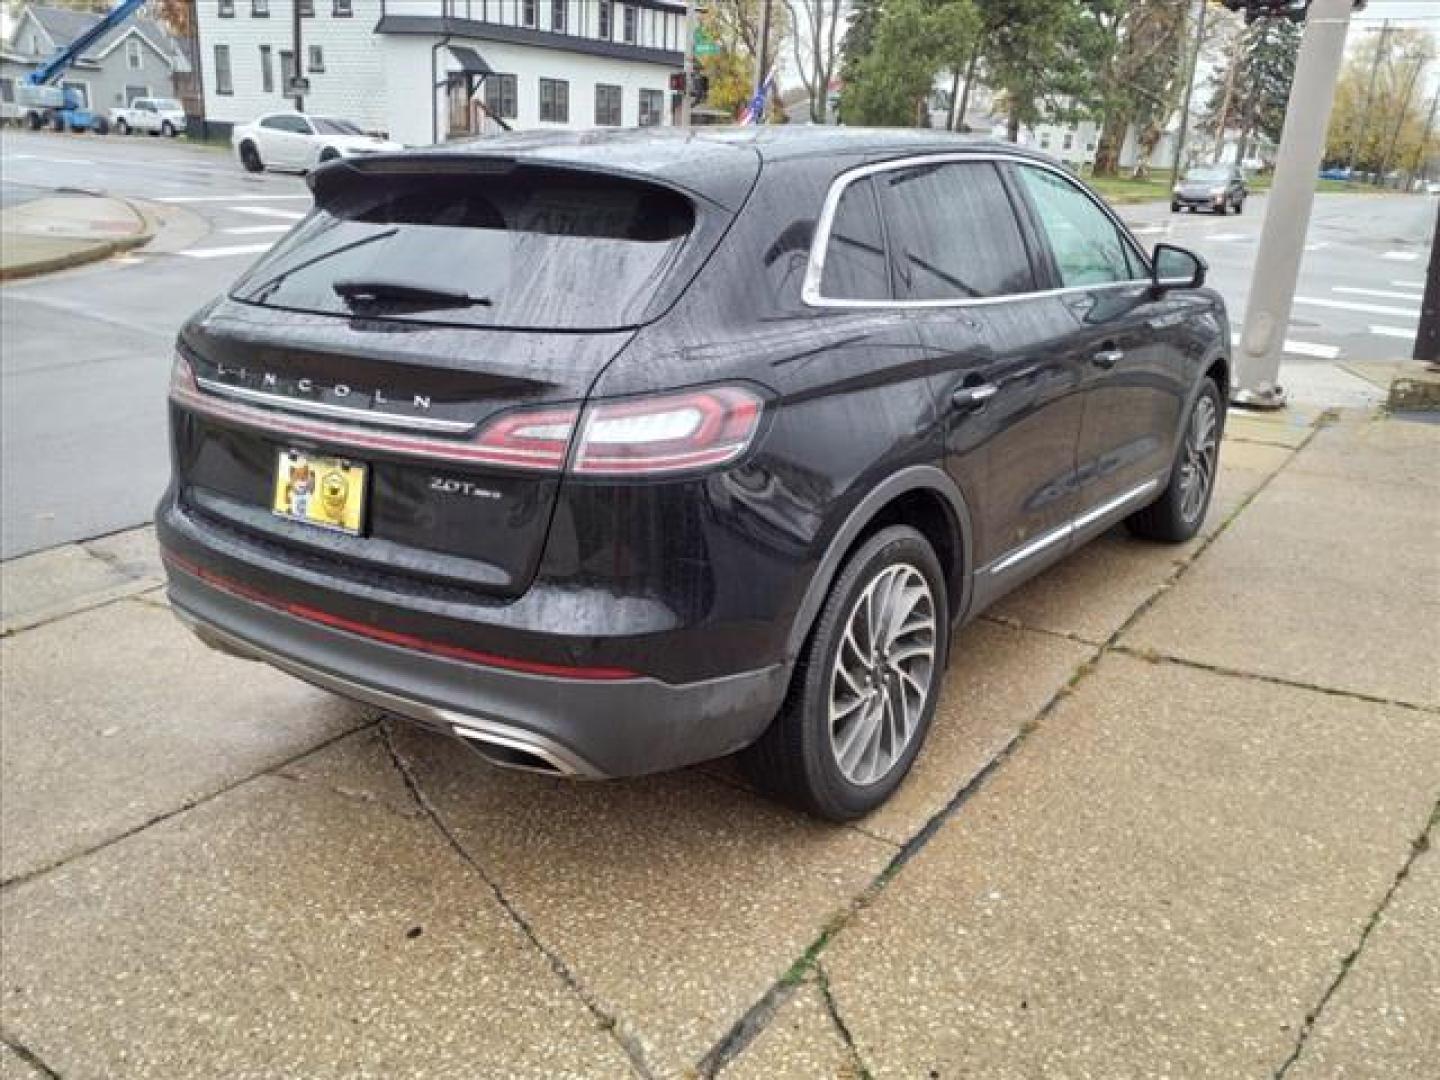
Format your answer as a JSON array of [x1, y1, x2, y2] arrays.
[[1345, 21, 1388, 173], [1234, 0, 1355, 408], [1376, 51, 1424, 189], [292, 0, 304, 112], [681, 0, 695, 127], [1415, 207, 1439, 364], [754, 0, 773, 102], [1169, 0, 1208, 191]]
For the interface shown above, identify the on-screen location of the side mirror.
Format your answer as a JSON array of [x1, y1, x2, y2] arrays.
[[1152, 243, 1207, 292]]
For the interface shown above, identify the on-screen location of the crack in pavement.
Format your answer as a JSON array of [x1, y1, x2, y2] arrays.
[[815, 962, 875, 1080], [694, 420, 1324, 1075], [1274, 797, 1440, 1078], [377, 720, 655, 1080], [1, 1033, 62, 1079]]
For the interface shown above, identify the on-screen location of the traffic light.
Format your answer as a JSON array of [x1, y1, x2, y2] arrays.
[[668, 71, 709, 102], [1219, 0, 1309, 24]]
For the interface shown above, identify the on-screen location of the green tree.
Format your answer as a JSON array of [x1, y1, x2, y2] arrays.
[[1202, 15, 1300, 166], [841, 0, 979, 128], [837, 0, 885, 108], [974, 0, 1102, 141], [699, 0, 791, 117], [1324, 28, 1436, 181], [1090, 0, 1190, 177]]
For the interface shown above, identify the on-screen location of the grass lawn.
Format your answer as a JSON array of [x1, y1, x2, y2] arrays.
[[1081, 170, 1378, 206]]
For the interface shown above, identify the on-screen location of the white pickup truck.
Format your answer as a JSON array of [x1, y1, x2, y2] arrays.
[[109, 97, 186, 137]]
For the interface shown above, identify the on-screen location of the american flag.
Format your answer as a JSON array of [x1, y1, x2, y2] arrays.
[[737, 72, 776, 125]]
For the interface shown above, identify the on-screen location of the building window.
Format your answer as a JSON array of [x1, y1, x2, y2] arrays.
[[521, 0, 536, 27], [308, 45, 324, 72], [259, 44, 273, 92], [484, 73, 517, 119], [598, 0, 612, 39], [299, 0, 314, 15], [251, 0, 269, 16], [219, 0, 234, 17], [552, 0, 566, 33], [595, 83, 621, 126], [333, 0, 352, 13], [280, 49, 295, 89], [126, 37, 142, 69], [1063, 131, 1074, 150], [123, 84, 148, 104], [539, 78, 568, 123], [214, 44, 232, 94], [639, 87, 663, 127], [623, 4, 636, 43], [0, 77, 13, 104]]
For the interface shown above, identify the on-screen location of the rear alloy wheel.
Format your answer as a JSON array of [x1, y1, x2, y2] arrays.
[[1127, 378, 1222, 543], [742, 525, 948, 821], [239, 141, 263, 173]]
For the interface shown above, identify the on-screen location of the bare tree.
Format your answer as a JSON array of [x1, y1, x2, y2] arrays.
[[783, 0, 846, 124]]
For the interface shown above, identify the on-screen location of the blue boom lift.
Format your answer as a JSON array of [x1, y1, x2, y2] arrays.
[[17, 0, 149, 134]]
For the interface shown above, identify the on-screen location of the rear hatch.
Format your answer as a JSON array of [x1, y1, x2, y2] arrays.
[[172, 156, 738, 598]]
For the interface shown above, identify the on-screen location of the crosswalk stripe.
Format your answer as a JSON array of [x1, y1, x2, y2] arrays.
[[158, 194, 311, 203], [1293, 295, 1419, 318], [1207, 232, 1250, 241], [1333, 286, 1423, 301], [179, 243, 273, 259], [1283, 340, 1340, 360], [224, 224, 290, 235], [227, 206, 305, 220], [1368, 325, 1415, 340], [1381, 251, 1419, 262], [1391, 279, 1424, 288]]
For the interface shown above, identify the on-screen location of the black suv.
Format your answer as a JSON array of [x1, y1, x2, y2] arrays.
[[160, 129, 1227, 820]]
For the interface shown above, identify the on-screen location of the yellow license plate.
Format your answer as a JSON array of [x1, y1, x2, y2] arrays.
[[272, 449, 367, 535]]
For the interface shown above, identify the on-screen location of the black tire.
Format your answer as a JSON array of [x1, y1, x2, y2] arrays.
[[239, 141, 263, 173], [116, 118, 130, 135], [1170, 201, 1180, 213], [161, 120, 175, 137], [50, 114, 65, 132], [1234, 196, 1244, 215], [1126, 378, 1223, 543], [26, 110, 43, 131], [93, 117, 109, 135], [741, 525, 950, 821], [1215, 199, 1227, 215]]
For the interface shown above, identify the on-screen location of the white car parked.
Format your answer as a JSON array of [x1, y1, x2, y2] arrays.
[[232, 112, 402, 174], [110, 97, 186, 137]]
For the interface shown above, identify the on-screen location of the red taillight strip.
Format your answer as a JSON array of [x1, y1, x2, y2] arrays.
[[161, 549, 640, 681], [170, 359, 574, 471]]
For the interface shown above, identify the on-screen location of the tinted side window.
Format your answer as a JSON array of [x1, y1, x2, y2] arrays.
[[1015, 165, 1134, 287], [820, 177, 889, 301], [875, 161, 1034, 300]]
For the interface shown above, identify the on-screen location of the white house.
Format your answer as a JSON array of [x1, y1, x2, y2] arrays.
[[195, 0, 685, 145]]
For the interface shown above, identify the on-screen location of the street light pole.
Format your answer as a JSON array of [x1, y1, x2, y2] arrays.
[[291, 0, 304, 112], [1170, 0, 1209, 191], [681, 0, 695, 127], [754, 0, 773, 101], [1234, 0, 1355, 408]]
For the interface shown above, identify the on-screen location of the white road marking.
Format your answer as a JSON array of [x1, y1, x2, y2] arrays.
[[226, 206, 305, 220], [1333, 286, 1424, 301], [1293, 295, 1419, 318], [1304, 242, 1330, 252], [1381, 251, 1419, 262], [1283, 340, 1340, 360], [2, 153, 94, 165], [1391, 279, 1424, 288], [224, 224, 291, 235], [1207, 232, 1251, 242], [1131, 224, 1166, 236], [1368, 325, 1416, 340], [157, 193, 311, 203], [179, 243, 274, 259]]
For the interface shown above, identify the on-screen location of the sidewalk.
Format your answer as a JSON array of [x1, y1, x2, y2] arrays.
[[1, 398, 1436, 1076], [0, 194, 153, 281]]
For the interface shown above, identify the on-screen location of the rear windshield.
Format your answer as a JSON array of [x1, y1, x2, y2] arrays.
[[1184, 167, 1230, 183], [230, 167, 696, 330]]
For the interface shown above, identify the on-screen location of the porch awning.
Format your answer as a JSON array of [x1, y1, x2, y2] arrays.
[[448, 46, 493, 76]]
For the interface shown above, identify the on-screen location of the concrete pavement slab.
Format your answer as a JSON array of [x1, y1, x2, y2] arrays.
[[314, 722, 895, 1074], [990, 441, 1290, 644], [0, 542, 145, 633], [0, 599, 365, 883], [1123, 464, 1440, 709], [1288, 839, 1440, 1078], [0, 1043, 46, 1080], [1225, 410, 1316, 448], [864, 620, 1094, 844], [721, 976, 855, 1080], [1286, 414, 1440, 491], [821, 654, 1440, 1079], [0, 775, 637, 1078], [82, 524, 165, 582]]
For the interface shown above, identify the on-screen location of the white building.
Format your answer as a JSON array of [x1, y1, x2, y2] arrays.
[[195, 0, 684, 145]]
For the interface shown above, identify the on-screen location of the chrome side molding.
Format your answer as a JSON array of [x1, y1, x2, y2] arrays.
[[984, 478, 1160, 577]]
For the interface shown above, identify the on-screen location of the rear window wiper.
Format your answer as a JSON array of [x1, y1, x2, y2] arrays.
[[332, 279, 493, 309]]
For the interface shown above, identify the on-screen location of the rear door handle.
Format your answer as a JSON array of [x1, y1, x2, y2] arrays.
[[1092, 348, 1124, 370], [951, 383, 998, 410]]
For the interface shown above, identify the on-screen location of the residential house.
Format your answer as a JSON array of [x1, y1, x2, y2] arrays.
[[0, 3, 187, 119], [195, 0, 685, 144]]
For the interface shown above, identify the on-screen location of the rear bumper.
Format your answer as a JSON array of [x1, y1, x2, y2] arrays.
[[167, 565, 789, 779]]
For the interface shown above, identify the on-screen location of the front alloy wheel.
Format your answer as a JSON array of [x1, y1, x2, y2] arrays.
[[1177, 393, 1219, 526], [742, 524, 949, 821], [828, 564, 936, 785]]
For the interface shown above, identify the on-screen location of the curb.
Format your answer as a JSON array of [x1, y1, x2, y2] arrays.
[[0, 196, 155, 283]]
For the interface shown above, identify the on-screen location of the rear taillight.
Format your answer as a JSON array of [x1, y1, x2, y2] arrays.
[[172, 351, 762, 476]]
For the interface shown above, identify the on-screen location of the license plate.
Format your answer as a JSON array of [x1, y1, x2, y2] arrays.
[[272, 449, 367, 536]]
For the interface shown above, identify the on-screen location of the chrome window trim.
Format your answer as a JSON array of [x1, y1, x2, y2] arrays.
[[195, 376, 474, 434], [802, 150, 1155, 311]]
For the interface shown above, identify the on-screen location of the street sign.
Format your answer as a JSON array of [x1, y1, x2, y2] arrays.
[[694, 27, 720, 56], [287, 77, 310, 94]]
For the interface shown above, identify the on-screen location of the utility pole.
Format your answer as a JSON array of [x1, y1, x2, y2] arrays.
[[754, 0, 773, 101], [1234, 0, 1355, 409], [1169, 0, 1209, 191], [1376, 50, 1424, 188], [681, 0, 695, 126], [1346, 20, 1389, 173], [1211, 23, 1244, 164], [1416, 207, 1439, 364], [291, 0, 304, 112]]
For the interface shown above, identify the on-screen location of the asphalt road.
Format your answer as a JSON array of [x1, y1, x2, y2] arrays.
[[0, 128, 1434, 558]]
